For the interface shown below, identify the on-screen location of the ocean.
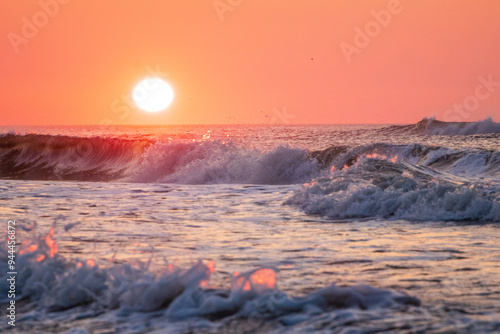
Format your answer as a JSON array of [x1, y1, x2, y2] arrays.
[[1, 118, 499, 333]]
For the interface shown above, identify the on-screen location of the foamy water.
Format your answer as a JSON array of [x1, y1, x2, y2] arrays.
[[1, 120, 499, 333]]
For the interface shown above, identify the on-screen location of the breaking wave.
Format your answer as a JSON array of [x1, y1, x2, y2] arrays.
[[0, 134, 149, 182], [419, 117, 500, 135], [1, 132, 499, 184], [0, 134, 321, 184], [287, 156, 500, 222], [381, 117, 500, 136], [131, 140, 320, 184], [311, 142, 500, 179], [1, 128, 499, 222], [0, 228, 420, 333]]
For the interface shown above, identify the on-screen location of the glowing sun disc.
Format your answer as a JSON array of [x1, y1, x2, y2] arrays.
[[132, 78, 174, 112]]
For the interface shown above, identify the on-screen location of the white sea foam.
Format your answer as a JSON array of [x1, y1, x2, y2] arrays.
[[0, 231, 420, 333], [287, 156, 500, 222]]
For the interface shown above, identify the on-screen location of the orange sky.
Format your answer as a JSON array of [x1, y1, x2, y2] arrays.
[[1, 0, 500, 125]]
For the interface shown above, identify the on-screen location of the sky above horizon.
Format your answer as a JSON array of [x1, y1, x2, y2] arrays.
[[1, 0, 500, 125]]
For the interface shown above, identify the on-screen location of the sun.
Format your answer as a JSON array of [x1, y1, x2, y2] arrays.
[[132, 78, 174, 112]]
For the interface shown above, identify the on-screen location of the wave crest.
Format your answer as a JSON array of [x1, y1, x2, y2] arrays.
[[419, 117, 500, 135], [0, 134, 148, 181]]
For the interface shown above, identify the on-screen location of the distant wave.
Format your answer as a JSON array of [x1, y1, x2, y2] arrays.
[[419, 117, 500, 135], [381, 117, 500, 136]]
